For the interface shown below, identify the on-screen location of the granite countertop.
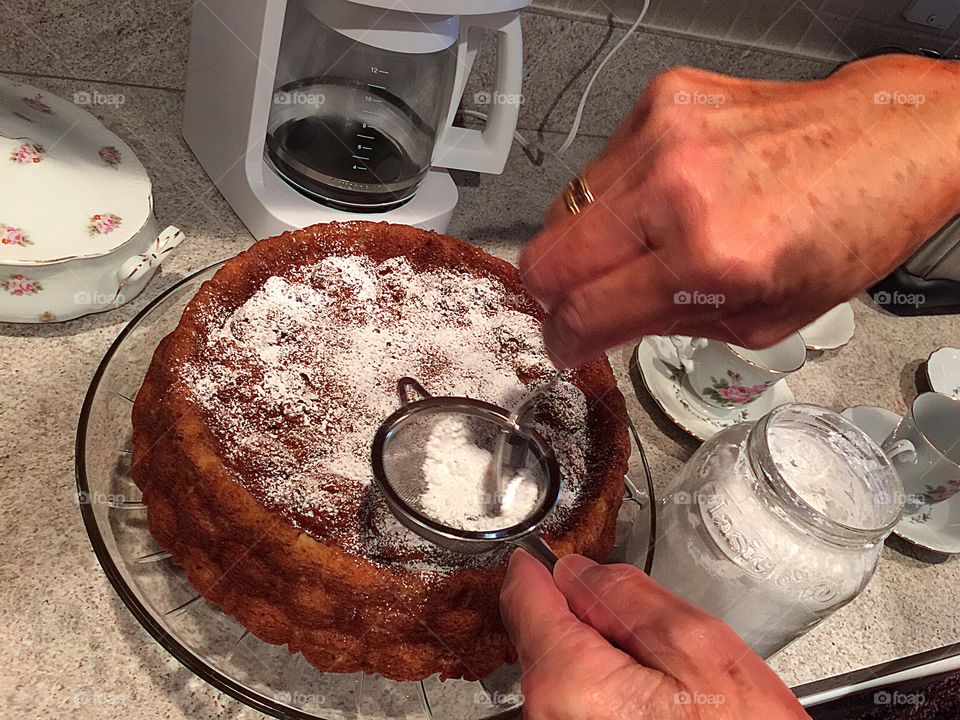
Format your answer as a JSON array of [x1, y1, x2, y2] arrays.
[[2, 74, 960, 719]]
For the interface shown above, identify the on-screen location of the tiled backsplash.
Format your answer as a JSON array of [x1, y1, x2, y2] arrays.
[[535, 0, 960, 61]]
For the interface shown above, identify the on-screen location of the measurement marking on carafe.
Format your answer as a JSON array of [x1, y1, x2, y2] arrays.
[[358, 133, 375, 140], [367, 83, 386, 90], [352, 154, 370, 161]]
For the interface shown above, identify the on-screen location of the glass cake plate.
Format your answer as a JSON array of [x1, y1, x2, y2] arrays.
[[75, 259, 656, 720]]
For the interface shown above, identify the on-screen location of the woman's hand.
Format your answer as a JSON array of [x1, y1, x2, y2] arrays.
[[500, 551, 809, 719], [520, 55, 960, 367]]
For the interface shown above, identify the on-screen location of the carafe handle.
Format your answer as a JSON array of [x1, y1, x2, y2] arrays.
[[432, 11, 523, 175]]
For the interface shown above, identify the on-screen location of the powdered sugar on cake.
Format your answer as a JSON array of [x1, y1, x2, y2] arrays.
[[178, 254, 591, 576], [417, 414, 542, 531]]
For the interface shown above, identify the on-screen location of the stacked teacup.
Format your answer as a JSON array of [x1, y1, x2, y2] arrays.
[[882, 393, 960, 517]]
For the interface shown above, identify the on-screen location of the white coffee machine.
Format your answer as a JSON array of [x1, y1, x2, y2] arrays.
[[183, 0, 530, 237]]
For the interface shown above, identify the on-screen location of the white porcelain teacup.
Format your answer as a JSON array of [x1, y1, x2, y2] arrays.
[[882, 392, 960, 516], [669, 333, 807, 409]]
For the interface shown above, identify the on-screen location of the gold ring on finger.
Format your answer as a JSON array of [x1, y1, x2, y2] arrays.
[[563, 175, 595, 215]]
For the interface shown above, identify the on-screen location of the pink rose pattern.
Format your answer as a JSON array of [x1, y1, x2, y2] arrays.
[[10, 142, 45, 164], [2, 274, 42, 296], [98, 145, 121, 167], [909, 478, 960, 524], [0, 224, 31, 246], [703, 369, 770, 407], [921, 479, 960, 505], [88, 212, 122, 236], [22, 94, 52, 114]]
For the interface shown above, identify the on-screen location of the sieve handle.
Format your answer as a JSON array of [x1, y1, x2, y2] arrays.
[[510, 371, 562, 424], [397, 377, 432, 405], [509, 533, 558, 569]]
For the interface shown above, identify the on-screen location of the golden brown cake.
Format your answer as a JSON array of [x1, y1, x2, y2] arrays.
[[131, 221, 629, 682]]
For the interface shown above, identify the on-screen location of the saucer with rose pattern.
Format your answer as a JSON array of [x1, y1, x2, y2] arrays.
[[924, 347, 960, 400], [635, 336, 795, 441]]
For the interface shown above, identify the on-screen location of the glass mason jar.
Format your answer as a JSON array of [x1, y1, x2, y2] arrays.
[[651, 404, 904, 658]]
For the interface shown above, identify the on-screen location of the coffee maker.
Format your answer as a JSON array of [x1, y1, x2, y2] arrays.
[[183, 0, 530, 237]]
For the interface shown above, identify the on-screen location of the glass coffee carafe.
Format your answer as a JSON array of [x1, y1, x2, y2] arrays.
[[266, 0, 460, 211], [265, 0, 525, 213]]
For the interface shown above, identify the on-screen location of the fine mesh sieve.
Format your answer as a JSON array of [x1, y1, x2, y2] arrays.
[[371, 377, 561, 567]]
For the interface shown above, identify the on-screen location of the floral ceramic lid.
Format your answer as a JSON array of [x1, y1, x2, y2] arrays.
[[0, 76, 152, 265]]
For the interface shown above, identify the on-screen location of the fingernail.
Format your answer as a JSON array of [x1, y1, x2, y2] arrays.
[[508, 547, 541, 573], [518, 252, 540, 290], [554, 553, 597, 583], [521, 274, 558, 311], [543, 322, 577, 369], [546, 346, 572, 370], [519, 256, 562, 310]]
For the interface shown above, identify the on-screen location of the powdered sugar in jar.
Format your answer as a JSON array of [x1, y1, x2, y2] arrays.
[[651, 403, 904, 658]]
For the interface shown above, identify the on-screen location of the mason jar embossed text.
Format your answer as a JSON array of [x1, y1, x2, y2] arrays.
[[651, 404, 904, 658]]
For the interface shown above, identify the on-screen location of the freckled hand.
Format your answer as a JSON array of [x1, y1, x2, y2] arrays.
[[519, 56, 960, 366]]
